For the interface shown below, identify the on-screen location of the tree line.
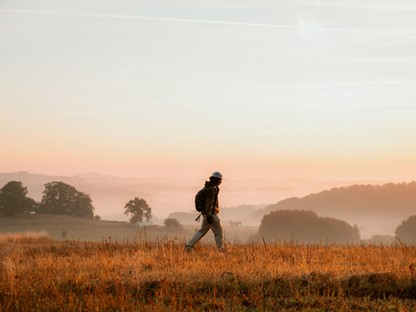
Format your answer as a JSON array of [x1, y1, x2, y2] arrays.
[[0, 181, 152, 223]]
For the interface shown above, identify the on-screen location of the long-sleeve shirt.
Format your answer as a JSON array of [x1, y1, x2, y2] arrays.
[[203, 181, 220, 215]]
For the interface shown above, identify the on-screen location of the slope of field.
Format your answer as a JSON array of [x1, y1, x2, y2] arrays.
[[1, 234, 416, 311], [0, 214, 258, 244], [0, 214, 138, 241]]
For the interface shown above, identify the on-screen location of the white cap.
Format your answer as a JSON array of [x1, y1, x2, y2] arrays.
[[211, 171, 223, 179]]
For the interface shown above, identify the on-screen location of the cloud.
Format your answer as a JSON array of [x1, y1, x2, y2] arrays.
[[0, 8, 400, 35]]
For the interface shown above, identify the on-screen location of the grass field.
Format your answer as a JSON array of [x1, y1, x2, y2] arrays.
[[1, 232, 416, 311]]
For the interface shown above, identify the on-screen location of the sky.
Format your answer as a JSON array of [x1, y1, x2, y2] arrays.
[[1, 0, 416, 183]]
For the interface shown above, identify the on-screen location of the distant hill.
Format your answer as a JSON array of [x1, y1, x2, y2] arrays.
[[251, 182, 416, 238], [220, 204, 266, 224]]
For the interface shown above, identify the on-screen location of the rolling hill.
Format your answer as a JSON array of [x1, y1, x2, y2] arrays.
[[252, 182, 416, 238]]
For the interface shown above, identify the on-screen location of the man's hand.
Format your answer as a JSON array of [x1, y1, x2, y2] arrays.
[[206, 215, 214, 225]]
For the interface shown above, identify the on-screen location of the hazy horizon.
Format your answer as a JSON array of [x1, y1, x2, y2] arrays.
[[2, 170, 414, 239]]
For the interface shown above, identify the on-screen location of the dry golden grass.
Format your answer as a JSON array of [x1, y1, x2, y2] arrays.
[[0, 231, 48, 243], [1, 233, 416, 311]]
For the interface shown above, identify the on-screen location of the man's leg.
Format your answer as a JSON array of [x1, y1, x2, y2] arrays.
[[186, 215, 210, 249], [210, 215, 225, 250]]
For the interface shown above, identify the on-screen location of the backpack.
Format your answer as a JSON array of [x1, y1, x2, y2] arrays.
[[194, 187, 206, 212]]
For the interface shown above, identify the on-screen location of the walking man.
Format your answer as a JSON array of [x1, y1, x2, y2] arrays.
[[185, 171, 225, 251]]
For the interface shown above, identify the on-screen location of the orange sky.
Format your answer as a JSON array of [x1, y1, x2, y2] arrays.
[[1, 1, 416, 184]]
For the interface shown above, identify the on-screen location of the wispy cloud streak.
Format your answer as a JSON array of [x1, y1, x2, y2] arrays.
[[182, 80, 416, 90], [0, 8, 401, 35]]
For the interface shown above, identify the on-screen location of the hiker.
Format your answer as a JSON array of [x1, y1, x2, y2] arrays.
[[185, 171, 225, 252]]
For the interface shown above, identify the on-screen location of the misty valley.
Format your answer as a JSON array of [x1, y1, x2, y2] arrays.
[[1, 172, 416, 245]]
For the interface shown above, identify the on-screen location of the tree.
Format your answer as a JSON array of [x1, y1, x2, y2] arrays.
[[164, 218, 182, 229], [0, 181, 37, 216], [259, 210, 360, 244], [38, 181, 94, 219], [124, 197, 152, 224], [395, 216, 416, 244]]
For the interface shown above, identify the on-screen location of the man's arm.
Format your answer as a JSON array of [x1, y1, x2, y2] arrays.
[[204, 186, 216, 215]]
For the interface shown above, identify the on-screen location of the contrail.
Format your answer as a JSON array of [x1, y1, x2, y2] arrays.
[[183, 80, 416, 90], [0, 8, 401, 35]]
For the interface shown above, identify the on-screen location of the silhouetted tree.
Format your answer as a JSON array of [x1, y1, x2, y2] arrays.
[[38, 181, 94, 219], [124, 197, 152, 224], [259, 210, 360, 244], [164, 218, 182, 229], [0, 181, 38, 216], [395, 216, 416, 245]]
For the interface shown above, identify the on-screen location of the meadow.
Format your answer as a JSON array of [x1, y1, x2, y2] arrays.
[[0, 214, 258, 243], [1, 232, 416, 311]]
